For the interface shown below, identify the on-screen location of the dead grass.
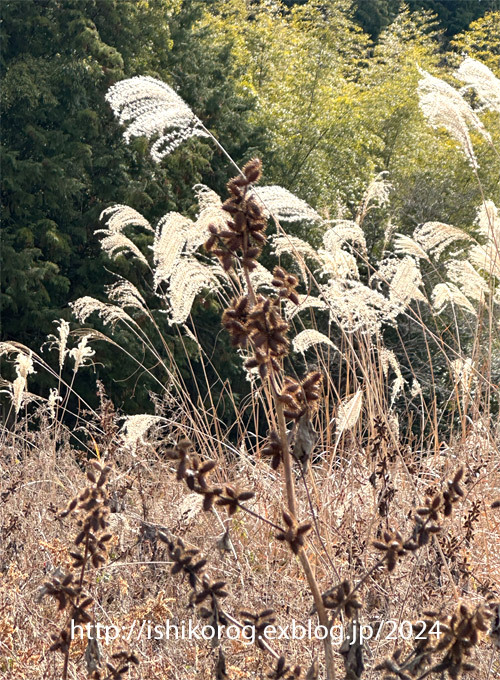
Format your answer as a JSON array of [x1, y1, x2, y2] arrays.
[[1, 403, 499, 679]]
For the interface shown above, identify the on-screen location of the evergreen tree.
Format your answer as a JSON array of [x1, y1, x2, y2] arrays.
[[1, 0, 263, 411]]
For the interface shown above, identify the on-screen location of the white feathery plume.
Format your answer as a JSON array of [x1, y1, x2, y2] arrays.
[[292, 329, 338, 355], [334, 390, 363, 434], [284, 294, 328, 320], [14, 351, 35, 381], [71, 297, 137, 329], [468, 244, 500, 280], [45, 319, 70, 369], [272, 234, 319, 282], [105, 76, 209, 163], [323, 221, 367, 252], [358, 173, 392, 222], [469, 200, 500, 279], [456, 57, 500, 114], [417, 67, 491, 168], [476, 200, 499, 241], [168, 257, 222, 325], [252, 185, 322, 223], [96, 230, 149, 265], [446, 259, 489, 302], [0, 342, 20, 357], [318, 248, 359, 280], [320, 280, 394, 335], [69, 335, 95, 373], [0, 342, 34, 359], [411, 378, 422, 398], [271, 234, 319, 260], [413, 221, 472, 259], [193, 184, 227, 234], [393, 233, 430, 261], [372, 256, 426, 312], [152, 212, 194, 286], [380, 348, 406, 405], [47, 388, 62, 419], [99, 205, 153, 234], [106, 278, 149, 315], [432, 282, 477, 315], [387, 256, 426, 308], [8, 351, 36, 414], [120, 414, 164, 452]]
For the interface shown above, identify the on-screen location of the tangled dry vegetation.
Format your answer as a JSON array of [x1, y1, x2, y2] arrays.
[[1, 391, 499, 679], [1, 58, 500, 679]]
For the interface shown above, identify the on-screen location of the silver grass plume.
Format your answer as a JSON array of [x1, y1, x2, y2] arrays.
[[120, 414, 164, 452], [97, 206, 153, 264], [386, 256, 426, 308], [105, 76, 209, 163], [456, 57, 500, 114], [476, 200, 499, 242], [69, 335, 95, 373], [357, 173, 392, 224], [372, 256, 426, 311], [193, 184, 229, 234], [106, 278, 149, 315], [432, 282, 477, 315], [44, 319, 71, 369], [292, 329, 338, 355], [152, 212, 196, 286], [247, 262, 275, 291], [393, 233, 430, 261], [0, 345, 37, 413], [335, 390, 363, 434], [413, 221, 472, 259], [47, 388, 62, 420], [320, 279, 394, 335], [251, 185, 322, 223], [95, 229, 149, 265], [71, 297, 138, 330], [318, 248, 360, 280], [417, 67, 491, 168], [272, 234, 320, 282], [380, 348, 406, 405], [446, 260, 489, 303], [323, 220, 367, 252], [284, 294, 328, 321], [469, 201, 500, 280], [167, 257, 222, 325], [99, 205, 153, 234], [11, 350, 36, 413]]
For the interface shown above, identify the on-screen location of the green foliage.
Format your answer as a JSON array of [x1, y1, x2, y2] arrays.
[[1, 0, 264, 411], [451, 11, 500, 73]]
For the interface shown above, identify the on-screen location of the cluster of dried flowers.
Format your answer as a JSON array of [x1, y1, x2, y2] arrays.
[[41, 463, 138, 680]]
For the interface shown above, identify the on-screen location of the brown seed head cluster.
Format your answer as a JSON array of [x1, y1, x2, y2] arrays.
[[165, 438, 255, 514], [261, 429, 284, 470], [41, 463, 138, 678], [271, 266, 300, 305], [316, 580, 363, 618], [278, 371, 322, 421], [276, 510, 312, 554], [373, 469, 465, 574], [205, 158, 266, 272], [240, 608, 276, 650], [377, 602, 494, 679]]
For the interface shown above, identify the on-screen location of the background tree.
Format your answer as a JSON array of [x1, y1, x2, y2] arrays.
[[1, 0, 264, 411]]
